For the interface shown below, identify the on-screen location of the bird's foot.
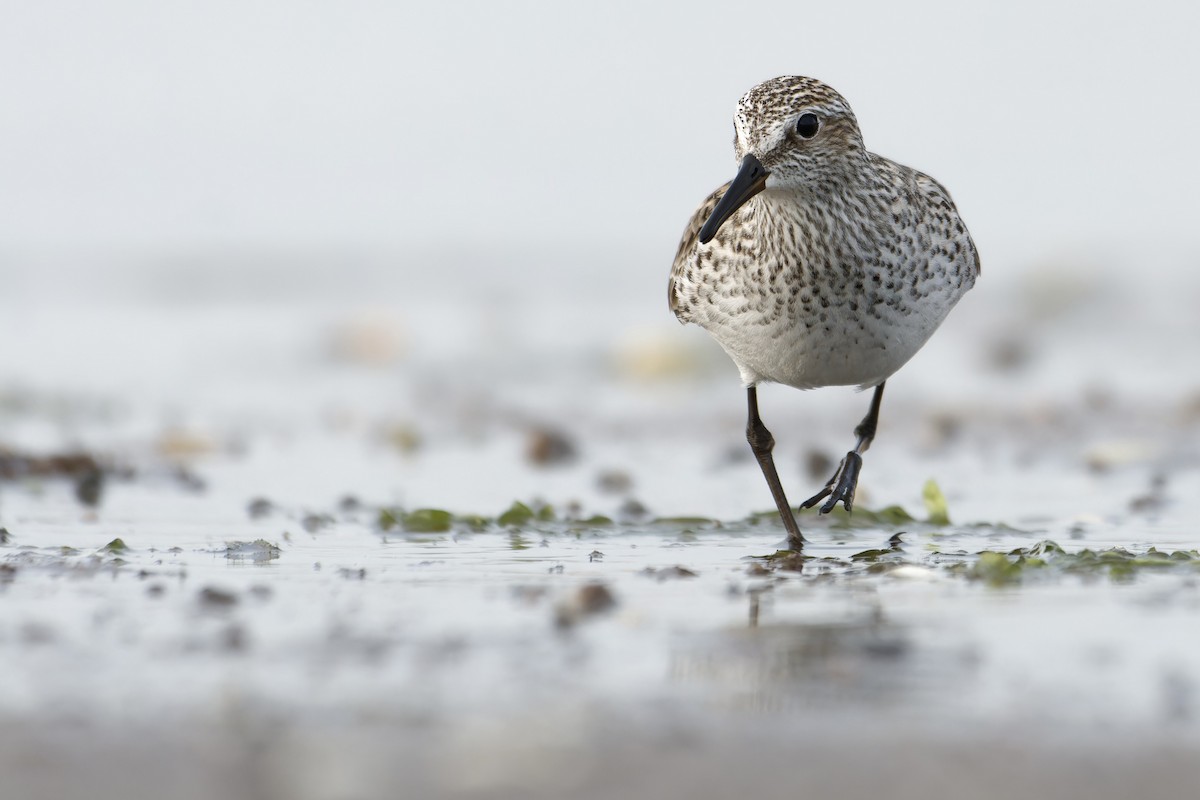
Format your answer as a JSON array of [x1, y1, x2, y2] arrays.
[[800, 452, 863, 514]]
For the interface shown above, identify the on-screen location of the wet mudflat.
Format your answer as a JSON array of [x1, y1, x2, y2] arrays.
[[1, 252, 1200, 799]]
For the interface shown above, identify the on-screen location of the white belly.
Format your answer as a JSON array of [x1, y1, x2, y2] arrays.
[[703, 284, 963, 390]]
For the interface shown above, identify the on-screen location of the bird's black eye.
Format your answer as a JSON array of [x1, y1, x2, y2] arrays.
[[795, 112, 820, 139]]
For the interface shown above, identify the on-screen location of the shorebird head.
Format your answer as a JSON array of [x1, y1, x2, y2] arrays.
[[699, 76, 867, 244]]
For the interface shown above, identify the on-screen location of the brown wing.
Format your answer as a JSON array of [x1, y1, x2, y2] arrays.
[[668, 181, 730, 318]]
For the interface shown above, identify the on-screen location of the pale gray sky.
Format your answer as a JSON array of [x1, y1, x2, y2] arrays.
[[1, 0, 1197, 269]]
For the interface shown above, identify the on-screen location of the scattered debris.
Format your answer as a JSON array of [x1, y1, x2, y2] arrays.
[[198, 586, 238, 608], [302, 512, 334, 533], [1085, 439, 1157, 473], [383, 423, 422, 455], [74, 469, 105, 507], [1129, 474, 1169, 514], [595, 469, 633, 494], [401, 508, 452, 533], [220, 623, 247, 652], [745, 562, 771, 577], [922, 479, 951, 526], [496, 500, 554, 528], [573, 514, 612, 527], [170, 465, 207, 493], [327, 312, 407, 366], [224, 540, 282, 563], [952, 541, 1200, 586], [923, 411, 965, 450], [639, 565, 698, 581], [511, 585, 549, 604], [804, 449, 834, 482], [157, 429, 219, 460], [618, 497, 650, 521], [985, 336, 1033, 372], [554, 582, 617, 628], [610, 330, 714, 381], [247, 497, 274, 519], [0, 448, 103, 479], [757, 550, 808, 573], [526, 427, 577, 466]]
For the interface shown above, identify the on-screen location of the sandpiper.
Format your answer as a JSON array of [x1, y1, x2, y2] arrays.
[[669, 76, 979, 550]]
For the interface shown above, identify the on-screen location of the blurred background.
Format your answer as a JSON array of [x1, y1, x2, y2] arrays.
[[1, 0, 1198, 518], [5, 1, 1199, 256], [1, 0, 1198, 525]]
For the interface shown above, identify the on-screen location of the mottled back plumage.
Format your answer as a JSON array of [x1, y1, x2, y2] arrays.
[[669, 76, 978, 390]]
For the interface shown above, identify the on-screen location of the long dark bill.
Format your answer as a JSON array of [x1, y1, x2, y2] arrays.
[[698, 154, 770, 244]]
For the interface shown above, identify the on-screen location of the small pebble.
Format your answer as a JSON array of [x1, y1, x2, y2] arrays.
[[302, 513, 332, 533], [198, 586, 238, 608], [596, 469, 633, 494], [639, 566, 698, 581], [554, 582, 617, 628], [247, 497, 274, 519], [221, 624, 247, 652], [804, 449, 834, 482], [527, 427, 577, 466], [75, 469, 104, 507], [618, 497, 650, 521]]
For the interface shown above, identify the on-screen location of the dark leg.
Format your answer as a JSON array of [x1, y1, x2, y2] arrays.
[[801, 382, 886, 514], [745, 386, 805, 550]]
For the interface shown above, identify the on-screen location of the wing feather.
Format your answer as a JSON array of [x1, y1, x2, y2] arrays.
[[667, 181, 730, 317]]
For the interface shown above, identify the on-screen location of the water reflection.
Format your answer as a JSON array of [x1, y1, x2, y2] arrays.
[[670, 613, 959, 715]]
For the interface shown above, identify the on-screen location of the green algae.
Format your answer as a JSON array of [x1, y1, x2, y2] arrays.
[[922, 479, 951, 526], [498, 501, 535, 526], [376, 500, 569, 535], [454, 513, 491, 530], [497, 500, 555, 527], [363, 494, 1194, 590], [378, 507, 455, 533], [952, 542, 1200, 586], [792, 503, 917, 529], [651, 516, 720, 526], [401, 508, 454, 533]]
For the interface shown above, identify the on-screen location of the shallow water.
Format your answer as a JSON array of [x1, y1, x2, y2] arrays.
[[4, 503, 1200, 799], [2, 249, 1200, 798]]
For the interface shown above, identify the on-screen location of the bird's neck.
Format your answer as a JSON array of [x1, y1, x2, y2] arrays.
[[747, 179, 882, 259]]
